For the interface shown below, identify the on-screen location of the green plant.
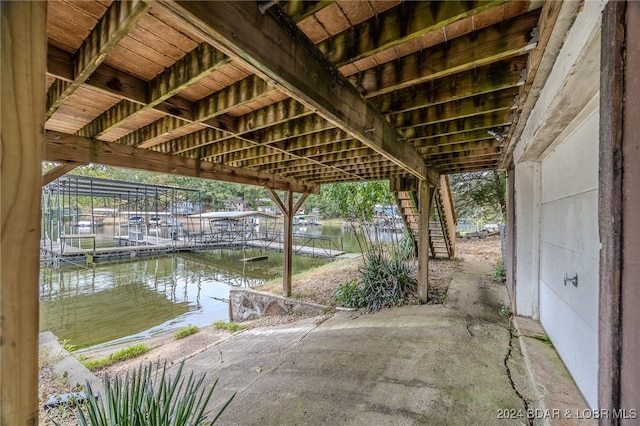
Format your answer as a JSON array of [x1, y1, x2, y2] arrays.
[[74, 361, 235, 426], [396, 231, 417, 261], [499, 304, 512, 318], [174, 325, 199, 340], [357, 251, 417, 312], [334, 278, 364, 309], [213, 320, 245, 332], [81, 344, 149, 370], [493, 261, 506, 283], [60, 338, 77, 353]]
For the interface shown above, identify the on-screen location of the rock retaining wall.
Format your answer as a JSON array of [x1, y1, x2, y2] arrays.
[[229, 289, 328, 322]]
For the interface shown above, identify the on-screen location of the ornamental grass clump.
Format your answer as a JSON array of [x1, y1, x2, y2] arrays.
[[334, 249, 417, 312], [73, 361, 234, 426], [358, 250, 417, 312]]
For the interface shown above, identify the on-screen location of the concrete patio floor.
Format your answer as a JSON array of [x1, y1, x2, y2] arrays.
[[181, 257, 593, 425]]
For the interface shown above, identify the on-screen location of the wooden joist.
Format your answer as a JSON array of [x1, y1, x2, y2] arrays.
[[46, 0, 150, 119], [44, 131, 319, 194], [159, 0, 435, 184]]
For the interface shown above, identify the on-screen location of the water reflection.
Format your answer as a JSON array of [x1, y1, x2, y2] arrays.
[[40, 249, 326, 348]]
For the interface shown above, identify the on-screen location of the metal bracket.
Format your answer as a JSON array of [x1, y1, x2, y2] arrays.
[[564, 273, 578, 287]]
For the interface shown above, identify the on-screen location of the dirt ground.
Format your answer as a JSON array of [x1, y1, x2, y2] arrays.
[[38, 236, 503, 425]]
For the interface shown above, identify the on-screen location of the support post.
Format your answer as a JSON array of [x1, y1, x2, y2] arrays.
[[282, 191, 294, 297], [505, 164, 516, 302], [599, 0, 640, 417], [266, 189, 306, 298], [417, 179, 433, 303], [1, 1, 47, 424]]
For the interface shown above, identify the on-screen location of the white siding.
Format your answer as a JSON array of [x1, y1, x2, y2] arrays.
[[539, 107, 599, 409]]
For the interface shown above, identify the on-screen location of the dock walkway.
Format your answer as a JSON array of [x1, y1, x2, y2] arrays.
[[40, 230, 346, 266]]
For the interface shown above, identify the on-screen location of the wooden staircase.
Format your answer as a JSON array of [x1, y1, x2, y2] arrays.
[[392, 175, 456, 259]]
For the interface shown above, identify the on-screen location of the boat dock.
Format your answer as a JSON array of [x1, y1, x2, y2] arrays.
[[40, 229, 346, 266]]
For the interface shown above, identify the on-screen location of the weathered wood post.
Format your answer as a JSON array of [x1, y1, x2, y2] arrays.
[[1, 1, 47, 424], [417, 179, 434, 303]]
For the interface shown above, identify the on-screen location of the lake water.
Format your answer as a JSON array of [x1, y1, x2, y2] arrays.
[[39, 223, 380, 348]]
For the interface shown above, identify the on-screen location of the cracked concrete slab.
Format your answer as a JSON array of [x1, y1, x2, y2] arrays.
[[176, 257, 577, 425]]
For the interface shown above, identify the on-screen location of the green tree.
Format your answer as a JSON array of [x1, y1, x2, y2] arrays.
[[320, 181, 393, 221], [449, 171, 506, 223]]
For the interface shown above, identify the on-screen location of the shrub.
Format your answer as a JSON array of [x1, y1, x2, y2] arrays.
[[334, 278, 364, 309], [493, 261, 506, 283], [74, 361, 234, 426], [213, 320, 245, 332], [358, 252, 417, 312], [174, 325, 199, 340]]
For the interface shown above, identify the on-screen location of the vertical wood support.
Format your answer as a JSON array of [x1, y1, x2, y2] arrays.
[[417, 179, 433, 303], [598, 1, 625, 417], [619, 1, 640, 413], [282, 191, 294, 297], [1, 1, 47, 424], [600, 0, 640, 417], [267, 190, 308, 297]]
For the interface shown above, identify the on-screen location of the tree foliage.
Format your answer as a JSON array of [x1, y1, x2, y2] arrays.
[[318, 181, 393, 221], [449, 171, 506, 222]]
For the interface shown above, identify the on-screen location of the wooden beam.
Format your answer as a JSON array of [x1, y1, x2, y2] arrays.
[[1, 2, 46, 424], [46, 0, 150, 119], [438, 163, 498, 174], [194, 75, 276, 122], [42, 163, 82, 186], [322, 1, 508, 67], [154, 99, 313, 155], [412, 129, 496, 149], [77, 42, 229, 138], [371, 58, 528, 115], [44, 131, 319, 194], [348, 10, 540, 97], [419, 139, 501, 155], [117, 116, 199, 148], [48, 44, 198, 124], [389, 88, 517, 129], [160, 1, 433, 184], [428, 151, 500, 165], [403, 111, 512, 141]]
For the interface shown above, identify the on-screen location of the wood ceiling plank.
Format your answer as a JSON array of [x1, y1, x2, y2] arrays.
[[349, 10, 540, 97], [371, 58, 527, 115], [419, 139, 502, 156], [320, 1, 507, 67], [402, 111, 512, 141], [284, 0, 336, 23], [160, 0, 435, 184], [64, 0, 108, 20], [389, 88, 517, 129], [46, 0, 150, 119], [77, 43, 229, 138], [44, 131, 319, 194], [438, 163, 498, 174], [412, 129, 498, 149], [428, 149, 499, 164]]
